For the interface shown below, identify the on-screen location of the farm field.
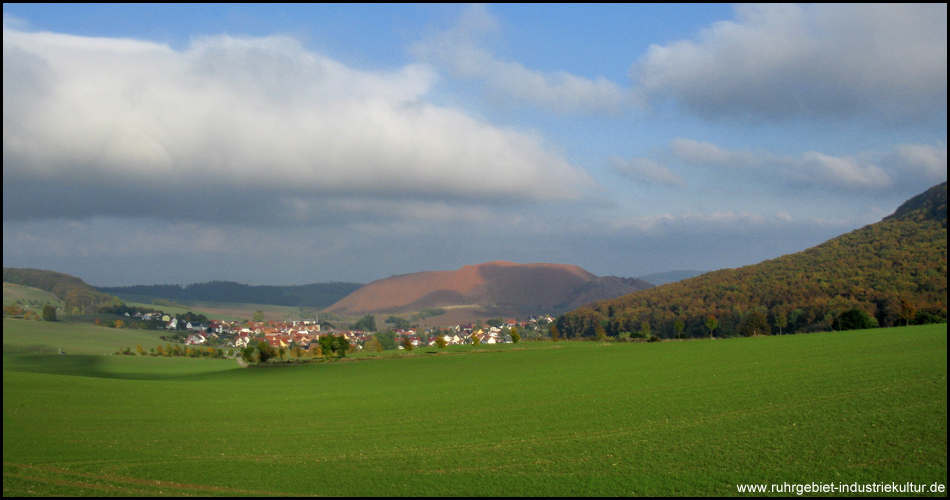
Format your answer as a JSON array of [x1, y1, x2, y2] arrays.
[[3, 323, 946, 496]]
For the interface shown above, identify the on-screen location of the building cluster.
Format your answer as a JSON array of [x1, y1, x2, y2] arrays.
[[151, 315, 557, 351]]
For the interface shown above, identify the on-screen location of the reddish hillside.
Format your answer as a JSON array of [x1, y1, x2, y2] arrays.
[[325, 261, 652, 316]]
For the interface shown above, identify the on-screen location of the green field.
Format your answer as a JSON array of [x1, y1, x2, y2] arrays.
[[2, 283, 62, 308], [3, 321, 946, 496]]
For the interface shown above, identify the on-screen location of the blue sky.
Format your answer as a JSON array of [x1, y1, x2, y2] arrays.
[[3, 4, 947, 286]]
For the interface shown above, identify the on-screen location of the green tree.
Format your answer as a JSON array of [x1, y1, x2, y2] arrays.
[[740, 311, 770, 337], [42, 305, 57, 322], [374, 330, 397, 351], [705, 315, 719, 339], [385, 316, 411, 330], [510, 326, 521, 344], [774, 311, 788, 335], [639, 320, 651, 339], [256, 341, 276, 363], [335, 335, 350, 357], [673, 319, 685, 339], [834, 308, 879, 331], [252, 310, 265, 322], [354, 314, 377, 332], [319, 335, 337, 359]]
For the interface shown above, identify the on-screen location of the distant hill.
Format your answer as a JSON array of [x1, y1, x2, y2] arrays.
[[636, 270, 706, 286], [558, 182, 947, 339], [325, 261, 653, 316], [3, 268, 116, 313], [97, 281, 363, 309]]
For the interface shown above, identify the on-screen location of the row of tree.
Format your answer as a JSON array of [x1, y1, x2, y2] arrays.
[[241, 336, 352, 364]]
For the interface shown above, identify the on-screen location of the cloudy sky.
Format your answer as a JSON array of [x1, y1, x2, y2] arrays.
[[3, 4, 947, 286]]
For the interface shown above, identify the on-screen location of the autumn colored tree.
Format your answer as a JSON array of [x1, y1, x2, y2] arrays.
[[593, 322, 607, 342], [4, 304, 25, 317], [510, 326, 521, 344], [365, 338, 384, 352], [550, 323, 560, 342], [434, 335, 448, 349], [898, 299, 918, 326]]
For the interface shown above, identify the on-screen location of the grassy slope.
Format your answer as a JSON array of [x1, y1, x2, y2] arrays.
[[2, 319, 171, 356], [2, 282, 63, 308], [3, 324, 946, 496]]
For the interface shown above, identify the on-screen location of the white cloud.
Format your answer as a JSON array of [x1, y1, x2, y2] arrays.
[[3, 27, 594, 223], [631, 4, 947, 124], [608, 156, 683, 187], [411, 4, 630, 115], [668, 138, 946, 193]]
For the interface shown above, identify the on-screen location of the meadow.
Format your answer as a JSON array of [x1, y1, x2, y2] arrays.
[[3, 320, 946, 496], [2, 282, 62, 308]]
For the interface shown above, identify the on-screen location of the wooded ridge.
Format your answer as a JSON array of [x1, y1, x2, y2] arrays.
[[556, 182, 948, 339]]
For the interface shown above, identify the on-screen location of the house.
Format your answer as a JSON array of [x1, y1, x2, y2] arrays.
[[234, 335, 254, 349], [184, 333, 206, 345]]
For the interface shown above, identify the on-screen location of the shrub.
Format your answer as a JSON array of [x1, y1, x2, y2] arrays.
[[834, 308, 879, 331]]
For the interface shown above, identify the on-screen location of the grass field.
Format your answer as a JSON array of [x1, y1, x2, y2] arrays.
[[2, 283, 62, 308], [3, 321, 946, 496]]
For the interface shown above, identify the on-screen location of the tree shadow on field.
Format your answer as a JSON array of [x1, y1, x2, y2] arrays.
[[2, 351, 241, 381]]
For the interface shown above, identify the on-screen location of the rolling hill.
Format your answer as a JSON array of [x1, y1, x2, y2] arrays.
[[325, 261, 653, 316], [2, 268, 116, 314], [97, 280, 362, 309], [557, 182, 948, 338]]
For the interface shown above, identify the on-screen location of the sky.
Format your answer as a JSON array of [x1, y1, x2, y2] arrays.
[[3, 4, 947, 287]]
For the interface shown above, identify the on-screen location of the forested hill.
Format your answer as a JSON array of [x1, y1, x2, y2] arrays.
[[557, 182, 947, 339], [3, 268, 116, 313], [97, 281, 363, 309]]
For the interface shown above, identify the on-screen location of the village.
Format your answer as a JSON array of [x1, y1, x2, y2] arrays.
[[135, 311, 556, 352]]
